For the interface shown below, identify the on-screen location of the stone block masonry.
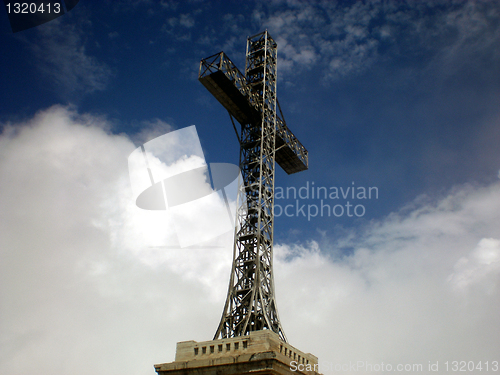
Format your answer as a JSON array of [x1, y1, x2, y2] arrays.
[[154, 330, 320, 375]]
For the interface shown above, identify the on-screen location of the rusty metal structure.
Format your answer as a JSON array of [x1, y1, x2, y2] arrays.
[[199, 31, 308, 343]]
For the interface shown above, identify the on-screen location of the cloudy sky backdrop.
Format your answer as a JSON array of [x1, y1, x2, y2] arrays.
[[1, 1, 499, 374]]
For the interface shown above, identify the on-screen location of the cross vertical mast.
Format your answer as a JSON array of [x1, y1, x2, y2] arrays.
[[198, 31, 308, 344], [213, 31, 284, 341]]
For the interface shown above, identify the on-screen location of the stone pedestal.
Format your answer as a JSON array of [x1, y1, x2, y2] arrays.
[[154, 330, 320, 375]]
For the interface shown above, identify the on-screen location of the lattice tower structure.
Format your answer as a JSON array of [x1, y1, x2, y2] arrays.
[[198, 31, 308, 343]]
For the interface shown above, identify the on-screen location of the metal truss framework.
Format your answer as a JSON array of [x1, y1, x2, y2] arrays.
[[199, 31, 308, 343]]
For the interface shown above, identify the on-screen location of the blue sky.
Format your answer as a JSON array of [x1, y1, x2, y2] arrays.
[[1, 1, 500, 375], [2, 0, 499, 241]]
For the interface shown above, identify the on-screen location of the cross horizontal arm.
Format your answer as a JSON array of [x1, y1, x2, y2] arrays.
[[199, 52, 308, 174], [275, 102, 308, 174], [199, 52, 260, 124]]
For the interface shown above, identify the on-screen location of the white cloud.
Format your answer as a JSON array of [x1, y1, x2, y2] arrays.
[[275, 182, 500, 373], [254, 0, 381, 79], [1, 106, 499, 374], [0, 106, 230, 374], [253, 0, 500, 82], [29, 19, 112, 95], [448, 238, 500, 292], [179, 14, 195, 28], [162, 10, 200, 41]]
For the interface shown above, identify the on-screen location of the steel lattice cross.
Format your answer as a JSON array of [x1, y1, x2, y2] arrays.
[[199, 31, 308, 343]]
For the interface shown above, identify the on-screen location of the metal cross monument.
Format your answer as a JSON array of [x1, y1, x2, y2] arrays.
[[199, 31, 308, 343]]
